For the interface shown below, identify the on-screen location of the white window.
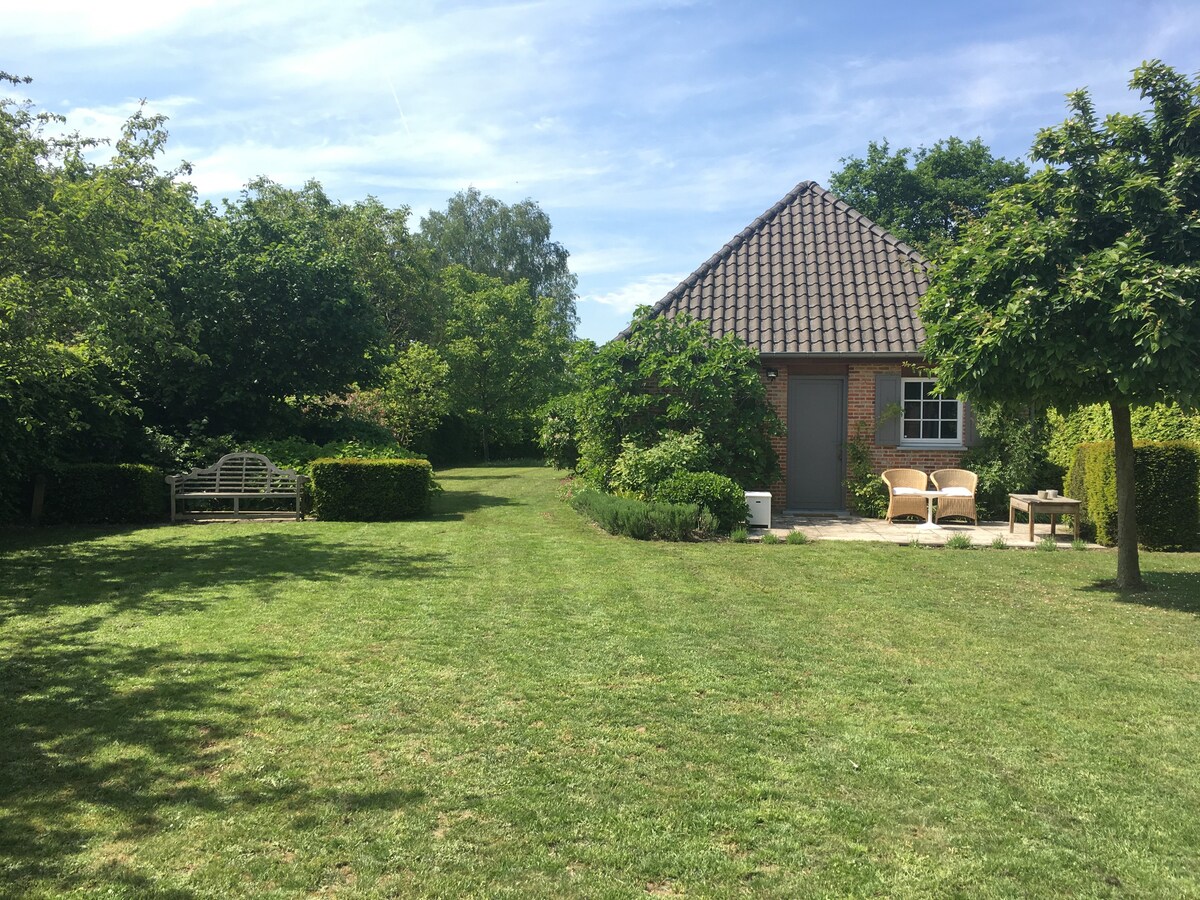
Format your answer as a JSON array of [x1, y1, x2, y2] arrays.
[[901, 378, 961, 444]]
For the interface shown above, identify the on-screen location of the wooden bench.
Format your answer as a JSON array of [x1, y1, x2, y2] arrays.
[[166, 453, 308, 522]]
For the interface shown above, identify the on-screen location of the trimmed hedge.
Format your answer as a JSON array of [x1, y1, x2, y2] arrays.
[[570, 489, 713, 541], [310, 458, 434, 521], [653, 470, 749, 534], [1066, 441, 1200, 550], [43, 463, 166, 524]]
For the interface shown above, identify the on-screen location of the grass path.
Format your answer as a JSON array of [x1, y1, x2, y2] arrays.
[[1, 465, 1198, 897]]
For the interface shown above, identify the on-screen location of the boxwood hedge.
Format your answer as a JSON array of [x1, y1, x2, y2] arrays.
[[310, 458, 434, 521], [1066, 441, 1200, 550], [42, 463, 166, 524]]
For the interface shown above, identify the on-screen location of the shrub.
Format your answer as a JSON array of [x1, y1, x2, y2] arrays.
[[958, 401, 1061, 520], [730, 527, 749, 543], [785, 530, 809, 545], [652, 470, 748, 534], [570, 308, 781, 489], [1038, 536, 1058, 552], [761, 532, 780, 545], [609, 432, 711, 497], [570, 489, 706, 541], [42, 463, 166, 524], [537, 396, 580, 470], [310, 458, 434, 521], [990, 535, 1008, 550], [1066, 441, 1200, 551], [845, 423, 889, 518], [944, 534, 973, 550]]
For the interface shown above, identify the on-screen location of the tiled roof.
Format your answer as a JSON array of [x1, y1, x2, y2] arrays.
[[627, 181, 928, 354]]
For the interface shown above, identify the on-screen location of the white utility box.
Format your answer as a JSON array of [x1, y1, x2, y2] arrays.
[[745, 491, 772, 528]]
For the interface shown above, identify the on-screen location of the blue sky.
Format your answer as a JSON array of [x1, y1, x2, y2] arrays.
[[5, 0, 1198, 342]]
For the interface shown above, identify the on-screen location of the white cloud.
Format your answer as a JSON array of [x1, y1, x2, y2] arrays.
[[580, 273, 687, 314]]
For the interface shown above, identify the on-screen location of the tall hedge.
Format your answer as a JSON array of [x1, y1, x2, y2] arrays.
[[1066, 441, 1200, 550], [310, 458, 433, 521], [42, 463, 166, 524]]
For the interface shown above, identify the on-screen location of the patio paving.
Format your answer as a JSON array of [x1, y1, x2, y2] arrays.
[[757, 514, 1101, 549]]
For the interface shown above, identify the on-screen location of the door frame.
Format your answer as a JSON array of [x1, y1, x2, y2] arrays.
[[786, 374, 847, 511]]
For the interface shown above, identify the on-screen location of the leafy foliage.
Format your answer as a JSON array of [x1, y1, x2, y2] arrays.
[[570, 308, 780, 489], [349, 342, 449, 449], [829, 137, 1027, 257], [154, 178, 386, 434], [0, 81, 209, 515], [310, 458, 434, 521], [652, 470, 748, 534], [440, 265, 572, 461], [421, 187, 578, 338], [537, 395, 581, 470], [1047, 403, 1200, 469], [958, 402, 1060, 520], [921, 61, 1200, 588], [845, 423, 889, 518], [609, 432, 711, 498]]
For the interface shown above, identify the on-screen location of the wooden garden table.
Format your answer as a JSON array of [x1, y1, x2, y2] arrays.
[[1008, 493, 1081, 543]]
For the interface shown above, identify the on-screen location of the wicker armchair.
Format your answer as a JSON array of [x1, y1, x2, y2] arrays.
[[882, 468, 929, 522], [931, 468, 978, 524]]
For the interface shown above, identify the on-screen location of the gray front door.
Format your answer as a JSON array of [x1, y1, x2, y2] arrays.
[[787, 376, 846, 510]]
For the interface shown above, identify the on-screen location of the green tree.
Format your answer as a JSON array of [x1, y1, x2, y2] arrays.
[[829, 137, 1027, 256], [921, 61, 1200, 589], [351, 342, 449, 448], [440, 265, 570, 460], [421, 187, 578, 337], [0, 76, 210, 512], [570, 307, 780, 488], [153, 178, 385, 435]]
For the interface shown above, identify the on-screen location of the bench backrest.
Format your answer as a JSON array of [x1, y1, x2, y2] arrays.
[[167, 453, 306, 493]]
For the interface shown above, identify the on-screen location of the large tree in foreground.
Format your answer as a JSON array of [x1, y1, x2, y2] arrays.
[[921, 60, 1200, 590]]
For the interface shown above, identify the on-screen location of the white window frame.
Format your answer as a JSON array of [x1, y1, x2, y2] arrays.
[[900, 377, 963, 447]]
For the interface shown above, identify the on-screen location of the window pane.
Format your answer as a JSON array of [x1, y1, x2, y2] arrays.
[[923, 401, 940, 419], [942, 400, 958, 420], [919, 381, 934, 399], [922, 421, 939, 439], [905, 401, 921, 420], [904, 381, 921, 400], [941, 421, 959, 440], [904, 421, 920, 439]]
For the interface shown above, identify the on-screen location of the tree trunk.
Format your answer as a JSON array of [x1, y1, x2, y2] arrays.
[[1109, 399, 1143, 590]]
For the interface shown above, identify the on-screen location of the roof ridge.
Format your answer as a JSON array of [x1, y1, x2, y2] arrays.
[[617, 180, 819, 339], [804, 182, 928, 269]]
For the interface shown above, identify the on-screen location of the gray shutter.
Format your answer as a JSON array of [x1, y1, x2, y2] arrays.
[[962, 400, 980, 447], [875, 374, 901, 447]]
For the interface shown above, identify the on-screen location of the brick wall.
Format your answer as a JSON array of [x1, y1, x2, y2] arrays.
[[764, 359, 966, 511]]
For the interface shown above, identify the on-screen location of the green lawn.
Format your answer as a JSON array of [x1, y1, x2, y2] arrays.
[[2, 466, 1199, 898]]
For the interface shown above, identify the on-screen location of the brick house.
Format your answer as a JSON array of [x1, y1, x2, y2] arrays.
[[636, 180, 978, 512]]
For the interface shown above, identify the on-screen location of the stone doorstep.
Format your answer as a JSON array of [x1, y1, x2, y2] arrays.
[[748, 518, 1101, 549]]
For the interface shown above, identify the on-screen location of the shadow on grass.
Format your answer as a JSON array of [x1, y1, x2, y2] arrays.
[[0, 530, 450, 892], [0, 530, 449, 623], [0, 616, 282, 895], [1078, 571, 1200, 614], [429, 472, 519, 521]]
